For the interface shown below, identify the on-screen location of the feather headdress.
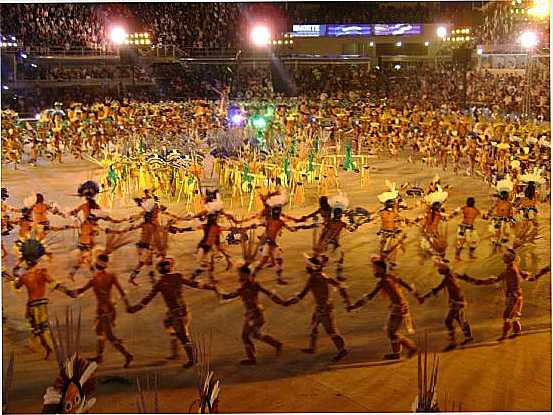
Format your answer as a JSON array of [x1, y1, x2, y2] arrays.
[[519, 168, 545, 185], [495, 175, 514, 193], [328, 193, 349, 210], [205, 194, 224, 214], [377, 180, 399, 204], [23, 194, 36, 209], [42, 308, 96, 414], [424, 185, 448, 205], [142, 198, 155, 213], [266, 191, 288, 208]]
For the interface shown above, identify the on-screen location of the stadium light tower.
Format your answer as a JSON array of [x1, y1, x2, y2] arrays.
[[110, 26, 128, 45], [250, 25, 271, 47]]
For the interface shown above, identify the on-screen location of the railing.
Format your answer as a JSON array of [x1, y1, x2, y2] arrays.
[[7, 78, 155, 88]]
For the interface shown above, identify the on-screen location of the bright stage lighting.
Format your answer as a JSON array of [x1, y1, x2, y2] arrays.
[[110, 27, 128, 45], [529, 0, 549, 17], [519, 31, 538, 48], [250, 25, 271, 47], [252, 115, 267, 130], [436, 26, 447, 39]]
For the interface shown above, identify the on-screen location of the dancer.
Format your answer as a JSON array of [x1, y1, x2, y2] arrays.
[[219, 234, 285, 365], [486, 176, 515, 252], [417, 186, 449, 260], [251, 191, 300, 285], [376, 181, 409, 268], [8, 238, 72, 359], [127, 256, 218, 368], [449, 197, 481, 260], [298, 196, 332, 224], [311, 194, 356, 281], [67, 235, 135, 368], [517, 168, 544, 225], [420, 258, 473, 350], [458, 249, 550, 340], [348, 256, 422, 360], [29, 193, 66, 239], [284, 255, 350, 362]]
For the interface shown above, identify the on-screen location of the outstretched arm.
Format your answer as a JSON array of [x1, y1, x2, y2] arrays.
[[180, 276, 218, 291], [113, 275, 129, 306], [127, 284, 160, 313], [421, 278, 446, 301], [282, 213, 303, 223], [326, 276, 351, 307], [348, 282, 382, 310], [457, 272, 503, 286], [397, 277, 422, 302], [258, 284, 287, 305], [523, 265, 551, 282], [106, 223, 142, 234], [283, 279, 311, 306]]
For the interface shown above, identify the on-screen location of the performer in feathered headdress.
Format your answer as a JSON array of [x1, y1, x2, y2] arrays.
[[8, 237, 73, 359], [283, 254, 351, 362], [250, 191, 300, 285], [517, 168, 545, 223], [417, 185, 449, 259], [486, 175, 515, 252], [376, 181, 408, 268], [310, 193, 356, 281], [218, 232, 286, 365]]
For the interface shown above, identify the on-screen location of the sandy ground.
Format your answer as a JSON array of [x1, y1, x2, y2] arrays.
[[2, 156, 551, 413]]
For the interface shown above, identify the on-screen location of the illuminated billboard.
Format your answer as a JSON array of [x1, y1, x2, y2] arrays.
[[374, 24, 422, 36], [326, 24, 372, 37], [292, 24, 325, 37]]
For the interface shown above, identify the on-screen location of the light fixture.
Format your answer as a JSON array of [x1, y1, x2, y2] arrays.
[[477, 48, 483, 55], [519, 31, 538, 48], [369, 41, 374, 47], [31, 63, 38, 68], [250, 25, 271, 47], [2, 85, 8, 90], [110, 26, 128, 45], [424, 41, 430, 46], [395, 41, 402, 47], [436, 26, 447, 39], [394, 64, 401, 70], [289, 40, 293, 44], [277, 40, 282, 45]]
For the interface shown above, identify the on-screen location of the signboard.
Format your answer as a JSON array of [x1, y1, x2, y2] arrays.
[[326, 24, 372, 37], [292, 24, 325, 37], [374, 24, 422, 36]]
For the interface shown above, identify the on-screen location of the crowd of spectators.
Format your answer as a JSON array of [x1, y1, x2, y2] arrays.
[[4, 61, 549, 121], [3, 2, 496, 51]]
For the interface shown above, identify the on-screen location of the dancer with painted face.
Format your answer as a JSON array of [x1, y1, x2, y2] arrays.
[[458, 249, 550, 340], [284, 255, 351, 362], [348, 257, 422, 360]]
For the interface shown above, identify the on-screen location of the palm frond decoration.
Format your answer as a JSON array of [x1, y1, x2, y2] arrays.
[[189, 332, 221, 414], [136, 373, 160, 414]]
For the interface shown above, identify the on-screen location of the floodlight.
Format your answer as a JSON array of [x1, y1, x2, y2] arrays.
[[437, 26, 447, 39], [110, 26, 128, 45], [2, 85, 8, 90], [395, 41, 402, 47], [250, 25, 271, 47], [35, 114, 40, 120], [519, 31, 538, 48], [477, 48, 483, 55], [529, 0, 549, 17], [424, 41, 430, 46], [369, 41, 374, 47], [394, 64, 401, 70]]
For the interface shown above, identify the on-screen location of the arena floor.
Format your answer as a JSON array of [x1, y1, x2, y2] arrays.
[[2, 156, 551, 413]]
